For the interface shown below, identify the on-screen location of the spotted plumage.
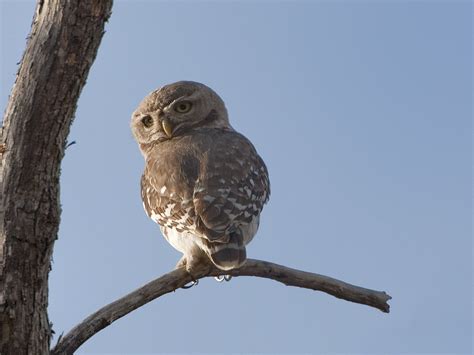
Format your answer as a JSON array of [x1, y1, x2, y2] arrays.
[[131, 81, 270, 272]]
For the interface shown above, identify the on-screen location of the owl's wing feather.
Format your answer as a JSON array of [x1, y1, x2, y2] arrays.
[[193, 131, 270, 241], [141, 130, 269, 244], [141, 154, 198, 233]]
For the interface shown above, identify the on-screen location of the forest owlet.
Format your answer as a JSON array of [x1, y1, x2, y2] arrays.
[[131, 81, 270, 272]]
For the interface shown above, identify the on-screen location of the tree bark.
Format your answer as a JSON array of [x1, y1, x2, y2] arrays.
[[0, 1, 113, 354]]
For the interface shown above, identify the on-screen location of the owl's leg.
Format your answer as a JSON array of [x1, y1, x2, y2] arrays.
[[177, 255, 201, 289], [176, 249, 211, 280], [185, 252, 209, 275], [175, 255, 188, 270]]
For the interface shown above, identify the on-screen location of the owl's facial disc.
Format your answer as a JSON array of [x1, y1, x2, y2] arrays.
[[131, 81, 231, 147]]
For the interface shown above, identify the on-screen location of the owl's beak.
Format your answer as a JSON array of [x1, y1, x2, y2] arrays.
[[161, 117, 173, 138]]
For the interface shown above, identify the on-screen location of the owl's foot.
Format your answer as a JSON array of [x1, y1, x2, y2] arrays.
[[175, 254, 208, 274], [175, 255, 188, 270], [176, 253, 212, 289], [175, 256, 196, 288], [176, 256, 198, 289]]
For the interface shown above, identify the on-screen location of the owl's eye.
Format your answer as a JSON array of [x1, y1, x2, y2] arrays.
[[141, 115, 153, 128], [174, 101, 192, 113]]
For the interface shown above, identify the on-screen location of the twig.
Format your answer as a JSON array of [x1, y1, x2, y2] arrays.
[[51, 259, 391, 355]]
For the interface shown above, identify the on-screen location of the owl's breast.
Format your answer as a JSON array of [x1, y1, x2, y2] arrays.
[[148, 136, 203, 190], [140, 136, 206, 235]]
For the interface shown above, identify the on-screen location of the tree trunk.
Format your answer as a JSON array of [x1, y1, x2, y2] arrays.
[[0, 1, 112, 354]]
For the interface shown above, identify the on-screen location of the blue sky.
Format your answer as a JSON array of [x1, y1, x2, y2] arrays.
[[1, 0, 472, 354]]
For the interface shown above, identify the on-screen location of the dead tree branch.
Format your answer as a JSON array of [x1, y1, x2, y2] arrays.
[[0, 1, 113, 353], [51, 259, 391, 355]]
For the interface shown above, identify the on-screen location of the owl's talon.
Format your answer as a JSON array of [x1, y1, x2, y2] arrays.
[[214, 275, 225, 282], [181, 279, 199, 289], [214, 275, 232, 282]]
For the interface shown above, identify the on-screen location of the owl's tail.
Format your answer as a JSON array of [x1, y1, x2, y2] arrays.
[[206, 232, 246, 271]]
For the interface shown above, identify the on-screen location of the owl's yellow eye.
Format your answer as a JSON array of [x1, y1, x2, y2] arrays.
[[141, 115, 153, 128], [174, 101, 192, 113]]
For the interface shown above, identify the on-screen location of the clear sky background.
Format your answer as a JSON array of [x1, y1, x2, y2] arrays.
[[1, 0, 472, 354]]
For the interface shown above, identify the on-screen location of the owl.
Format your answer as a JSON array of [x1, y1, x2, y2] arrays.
[[131, 81, 270, 273]]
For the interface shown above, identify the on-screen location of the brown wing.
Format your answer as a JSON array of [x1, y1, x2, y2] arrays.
[[192, 131, 270, 240], [140, 129, 269, 240]]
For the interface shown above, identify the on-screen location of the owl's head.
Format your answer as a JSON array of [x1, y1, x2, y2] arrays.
[[131, 81, 230, 149]]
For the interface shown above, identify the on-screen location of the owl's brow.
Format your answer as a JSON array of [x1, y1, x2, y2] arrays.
[[162, 95, 189, 111]]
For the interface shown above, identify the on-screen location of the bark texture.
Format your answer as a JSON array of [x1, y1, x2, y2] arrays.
[[0, 1, 113, 354], [51, 259, 391, 355]]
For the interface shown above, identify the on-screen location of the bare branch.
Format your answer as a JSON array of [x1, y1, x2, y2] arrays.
[[51, 259, 391, 355]]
